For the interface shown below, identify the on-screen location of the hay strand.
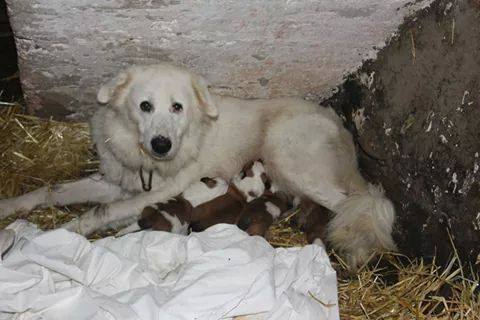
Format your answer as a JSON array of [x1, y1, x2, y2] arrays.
[[0, 106, 97, 198]]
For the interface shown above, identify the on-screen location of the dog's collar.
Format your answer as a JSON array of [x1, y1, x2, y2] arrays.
[[139, 167, 153, 192]]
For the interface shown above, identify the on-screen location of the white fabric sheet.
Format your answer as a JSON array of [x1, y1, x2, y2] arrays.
[[0, 220, 339, 320]]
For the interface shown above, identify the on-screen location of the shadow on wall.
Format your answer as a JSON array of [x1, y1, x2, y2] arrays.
[[0, 0, 22, 103]]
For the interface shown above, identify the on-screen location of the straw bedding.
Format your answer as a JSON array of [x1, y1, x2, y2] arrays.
[[0, 106, 478, 319]]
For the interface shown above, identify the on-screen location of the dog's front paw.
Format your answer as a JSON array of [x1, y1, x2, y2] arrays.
[[60, 205, 107, 236]]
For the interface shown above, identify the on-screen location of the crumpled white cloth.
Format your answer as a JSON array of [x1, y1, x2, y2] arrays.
[[0, 220, 339, 320]]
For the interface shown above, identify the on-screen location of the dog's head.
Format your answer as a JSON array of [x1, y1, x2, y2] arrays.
[[97, 64, 218, 160]]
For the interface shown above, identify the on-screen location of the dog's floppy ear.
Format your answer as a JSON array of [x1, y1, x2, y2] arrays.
[[191, 75, 218, 118], [97, 71, 129, 104]]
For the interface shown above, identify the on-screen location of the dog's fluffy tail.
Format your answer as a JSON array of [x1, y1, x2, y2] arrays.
[[328, 183, 396, 270]]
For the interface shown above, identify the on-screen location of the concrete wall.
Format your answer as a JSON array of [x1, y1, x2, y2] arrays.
[[6, 0, 432, 119]]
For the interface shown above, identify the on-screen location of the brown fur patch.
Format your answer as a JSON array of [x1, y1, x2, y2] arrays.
[[260, 172, 268, 184], [138, 205, 165, 230], [236, 195, 283, 237], [189, 184, 248, 232], [264, 195, 289, 213], [240, 160, 255, 178], [260, 172, 274, 193], [228, 184, 248, 202], [300, 199, 331, 245], [138, 197, 193, 231], [240, 194, 288, 235], [156, 197, 193, 224]]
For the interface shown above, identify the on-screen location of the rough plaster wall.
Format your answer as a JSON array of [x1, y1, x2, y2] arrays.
[[6, 0, 432, 119]]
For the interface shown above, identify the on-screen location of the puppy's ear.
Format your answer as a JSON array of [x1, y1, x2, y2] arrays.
[[241, 161, 255, 177], [97, 71, 129, 104], [191, 75, 218, 118]]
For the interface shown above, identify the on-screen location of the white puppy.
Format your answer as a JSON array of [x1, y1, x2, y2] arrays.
[[0, 64, 396, 269]]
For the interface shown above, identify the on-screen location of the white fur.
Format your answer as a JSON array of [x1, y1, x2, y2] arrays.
[[161, 210, 189, 235], [328, 184, 397, 268], [0, 63, 396, 270], [182, 178, 228, 207], [312, 238, 326, 250], [115, 223, 141, 237], [265, 202, 281, 220]]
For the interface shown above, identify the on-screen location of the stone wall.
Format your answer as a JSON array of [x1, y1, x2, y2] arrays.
[[6, 0, 431, 119]]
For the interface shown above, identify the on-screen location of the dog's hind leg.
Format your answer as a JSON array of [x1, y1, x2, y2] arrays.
[[0, 173, 127, 219], [263, 112, 396, 270]]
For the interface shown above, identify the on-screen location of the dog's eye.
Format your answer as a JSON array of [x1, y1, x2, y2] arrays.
[[171, 102, 183, 113], [140, 101, 153, 112]]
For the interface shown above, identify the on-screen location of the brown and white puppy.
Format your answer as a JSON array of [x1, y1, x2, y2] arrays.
[[115, 177, 228, 236], [293, 199, 331, 249], [232, 160, 274, 202], [135, 197, 193, 234], [117, 160, 272, 236], [189, 160, 268, 231], [236, 193, 289, 237], [191, 160, 289, 237], [189, 183, 246, 232]]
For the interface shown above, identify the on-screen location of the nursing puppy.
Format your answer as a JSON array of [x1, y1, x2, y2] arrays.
[[0, 64, 396, 269], [190, 160, 274, 232], [117, 160, 268, 235], [237, 193, 289, 238], [295, 199, 332, 250], [188, 183, 246, 232], [116, 177, 228, 236]]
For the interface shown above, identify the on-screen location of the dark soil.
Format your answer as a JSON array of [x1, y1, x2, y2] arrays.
[[0, 0, 21, 103], [325, 0, 480, 269]]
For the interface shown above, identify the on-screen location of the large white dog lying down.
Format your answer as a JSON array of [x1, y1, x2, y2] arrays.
[[0, 64, 396, 269]]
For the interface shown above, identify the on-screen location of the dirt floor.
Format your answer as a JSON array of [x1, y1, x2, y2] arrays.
[[326, 0, 480, 270]]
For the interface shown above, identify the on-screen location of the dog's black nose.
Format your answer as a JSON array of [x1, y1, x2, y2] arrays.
[[151, 136, 172, 155]]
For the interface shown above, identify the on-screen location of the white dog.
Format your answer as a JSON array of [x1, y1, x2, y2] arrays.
[[0, 64, 396, 269]]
